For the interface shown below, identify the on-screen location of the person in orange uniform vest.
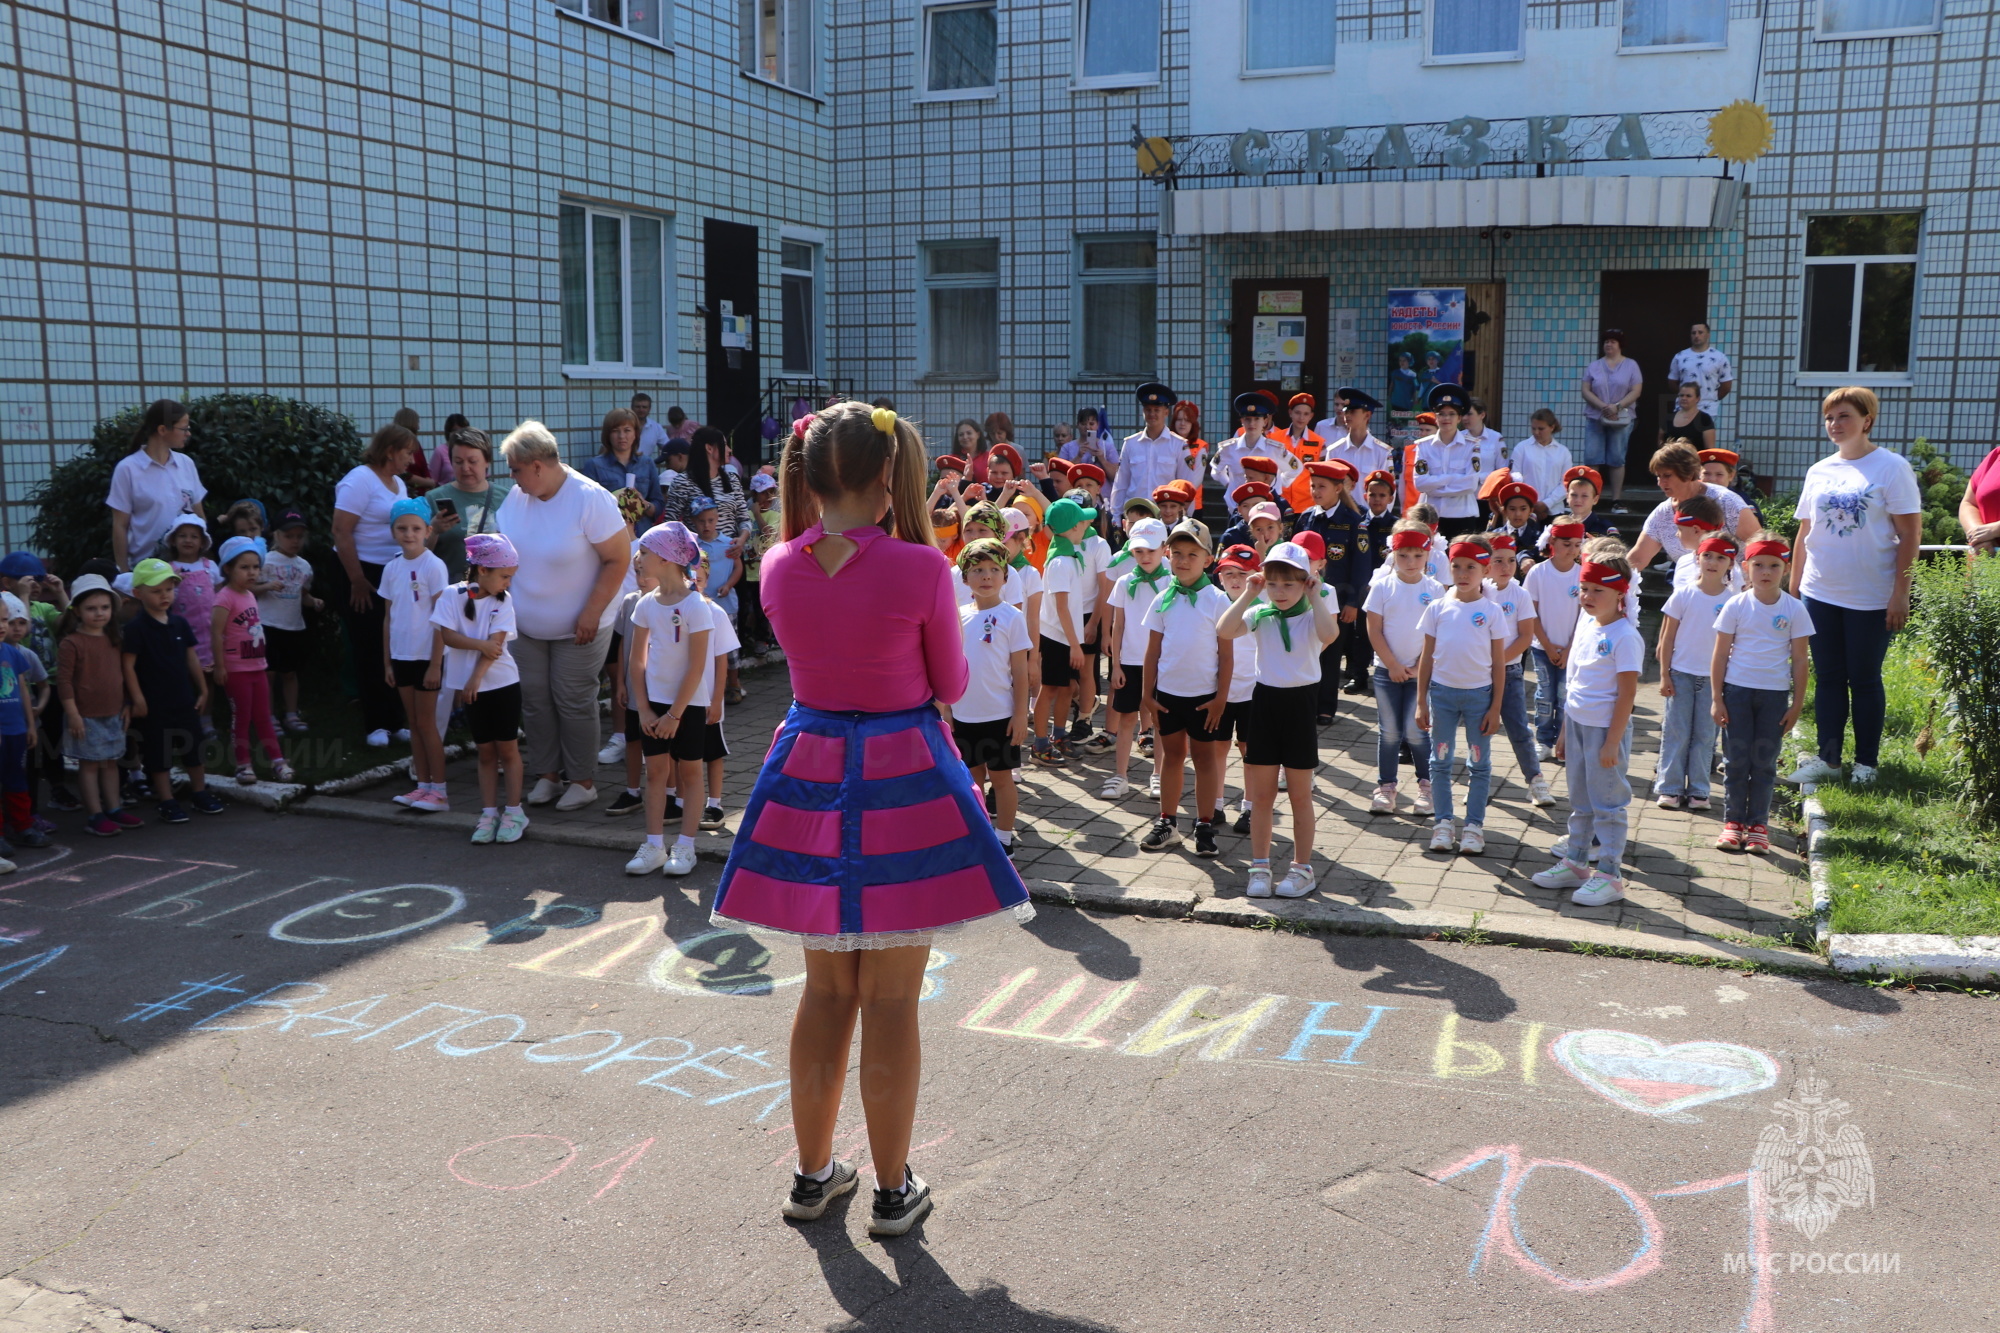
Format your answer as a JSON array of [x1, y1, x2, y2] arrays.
[[1272, 393, 1328, 514]]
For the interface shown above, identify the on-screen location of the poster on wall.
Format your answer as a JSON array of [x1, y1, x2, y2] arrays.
[[1385, 287, 1465, 448]]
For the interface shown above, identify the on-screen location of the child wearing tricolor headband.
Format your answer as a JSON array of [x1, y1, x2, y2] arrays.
[[1654, 531, 1737, 812], [1415, 535, 1507, 855], [1219, 540, 1338, 896], [1710, 534, 1813, 854], [432, 533, 526, 843], [623, 521, 712, 878], [1524, 517, 1585, 760], [1669, 494, 1743, 593], [1480, 534, 1553, 807], [1531, 552, 1642, 906], [1362, 521, 1443, 817]]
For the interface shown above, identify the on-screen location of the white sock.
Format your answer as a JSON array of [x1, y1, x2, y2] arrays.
[[432, 781, 447, 796], [626, 786, 641, 798], [482, 807, 498, 818], [675, 834, 695, 849], [504, 805, 523, 817], [997, 829, 1014, 846], [664, 787, 677, 798], [800, 1160, 834, 1182], [646, 833, 664, 848]]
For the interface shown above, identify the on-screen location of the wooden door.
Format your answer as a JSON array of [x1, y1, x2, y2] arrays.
[[1461, 281, 1506, 432], [1230, 278, 1330, 409], [1598, 269, 1711, 475]]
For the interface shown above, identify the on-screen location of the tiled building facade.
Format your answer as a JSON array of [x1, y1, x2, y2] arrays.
[[2, 0, 1990, 549]]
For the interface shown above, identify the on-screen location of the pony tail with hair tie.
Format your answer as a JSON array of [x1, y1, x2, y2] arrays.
[[872, 407, 898, 437], [792, 413, 815, 441]]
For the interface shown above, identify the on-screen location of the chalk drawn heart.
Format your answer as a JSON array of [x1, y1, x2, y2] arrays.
[[1550, 1029, 1779, 1117]]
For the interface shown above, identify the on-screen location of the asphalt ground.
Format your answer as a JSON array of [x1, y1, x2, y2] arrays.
[[0, 813, 1992, 1333]]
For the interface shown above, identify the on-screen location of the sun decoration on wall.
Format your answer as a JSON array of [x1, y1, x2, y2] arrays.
[[1707, 101, 1774, 165]]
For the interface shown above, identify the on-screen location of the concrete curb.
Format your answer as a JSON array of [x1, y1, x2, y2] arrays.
[[1802, 788, 1833, 949], [286, 791, 736, 862], [313, 744, 473, 796], [211, 779, 310, 812]]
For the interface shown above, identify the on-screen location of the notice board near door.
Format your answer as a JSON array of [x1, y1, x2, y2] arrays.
[[1599, 269, 1710, 476], [1230, 279, 1328, 407]]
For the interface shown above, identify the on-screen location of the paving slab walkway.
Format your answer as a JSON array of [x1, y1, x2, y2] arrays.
[[305, 650, 1820, 968]]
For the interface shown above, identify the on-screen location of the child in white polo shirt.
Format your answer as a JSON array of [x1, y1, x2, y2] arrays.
[[1654, 532, 1738, 811], [1531, 552, 1644, 907], [948, 539, 1031, 854], [1362, 521, 1444, 817], [1099, 517, 1170, 801], [1139, 520, 1234, 859], [1711, 534, 1814, 855], [1415, 535, 1508, 855], [1219, 540, 1337, 899], [1209, 545, 1263, 833]]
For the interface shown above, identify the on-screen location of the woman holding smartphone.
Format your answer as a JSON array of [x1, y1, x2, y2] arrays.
[[426, 428, 515, 581]]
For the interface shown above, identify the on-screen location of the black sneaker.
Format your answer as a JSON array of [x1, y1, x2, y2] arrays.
[[701, 804, 726, 830], [1031, 743, 1066, 767], [664, 795, 683, 822], [783, 1160, 859, 1221], [188, 789, 225, 815], [1232, 808, 1251, 835], [1140, 816, 1181, 851], [869, 1167, 934, 1237], [1194, 821, 1219, 858], [157, 800, 191, 824], [605, 790, 643, 816], [984, 785, 997, 815], [1342, 680, 1367, 696], [45, 786, 82, 813]]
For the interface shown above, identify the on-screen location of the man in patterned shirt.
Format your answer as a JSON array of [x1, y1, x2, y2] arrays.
[[1667, 322, 1734, 417]]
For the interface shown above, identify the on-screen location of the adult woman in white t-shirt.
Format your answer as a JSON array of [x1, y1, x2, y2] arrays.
[[107, 399, 208, 571], [1624, 441, 1760, 571], [331, 424, 415, 745], [496, 421, 633, 811], [1785, 387, 1923, 787]]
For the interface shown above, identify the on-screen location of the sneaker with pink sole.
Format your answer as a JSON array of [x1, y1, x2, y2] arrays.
[[408, 790, 450, 813]]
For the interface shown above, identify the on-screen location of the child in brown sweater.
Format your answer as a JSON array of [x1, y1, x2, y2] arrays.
[[56, 576, 136, 836]]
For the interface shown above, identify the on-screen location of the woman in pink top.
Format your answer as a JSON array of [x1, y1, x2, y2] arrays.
[[713, 401, 1030, 1236]]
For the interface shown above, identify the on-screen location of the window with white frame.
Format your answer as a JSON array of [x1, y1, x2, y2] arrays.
[[1620, 0, 1725, 50], [780, 239, 820, 374], [559, 203, 671, 376], [1427, 0, 1523, 62], [554, 0, 665, 43], [1079, 0, 1160, 86], [1800, 213, 1918, 377], [1246, 0, 1336, 72], [739, 0, 815, 91], [1077, 235, 1156, 379], [1816, 0, 1940, 38], [924, 2, 997, 95], [923, 241, 1000, 378]]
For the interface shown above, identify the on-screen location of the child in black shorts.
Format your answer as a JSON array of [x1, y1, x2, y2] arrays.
[[625, 522, 713, 879], [119, 559, 223, 822], [947, 540, 1031, 853], [433, 534, 528, 844], [1138, 521, 1233, 859]]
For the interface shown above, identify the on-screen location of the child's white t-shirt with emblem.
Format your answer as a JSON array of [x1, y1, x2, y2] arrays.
[[1139, 582, 1234, 697], [428, 584, 520, 692], [1523, 559, 1583, 646], [1563, 615, 1645, 728], [1106, 568, 1172, 665], [1418, 594, 1509, 690], [1715, 590, 1815, 691], [630, 589, 715, 707], [1362, 574, 1444, 670], [956, 600, 1031, 724]]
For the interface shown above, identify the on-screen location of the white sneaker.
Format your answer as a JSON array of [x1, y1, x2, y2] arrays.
[[1428, 821, 1456, 852], [1147, 772, 1161, 798], [625, 841, 667, 875], [1369, 783, 1396, 815], [555, 782, 599, 811], [1098, 775, 1130, 800], [1785, 756, 1843, 786], [1571, 873, 1627, 907], [1246, 867, 1274, 898], [394, 728, 412, 743], [598, 733, 627, 765], [1274, 865, 1315, 898], [1457, 824, 1485, 855], [664, 842, 698, 876], [1849, 764, 1878, 785], [1536, 742, 1554, 762], [0, 855, 15, 875], [365, 728, 391, 748], [1529, 775, 1555, 806], [1531, 859, 1590, 890], [526, 777, 562, 806], [1413, 779, 1434, 817]]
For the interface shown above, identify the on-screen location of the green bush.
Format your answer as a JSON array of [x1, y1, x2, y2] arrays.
[[1906, 436, 1969, 548], [28, 392, 362, 577], [1909, 553, 2000, 828], [1755, 490, 1800, 543]]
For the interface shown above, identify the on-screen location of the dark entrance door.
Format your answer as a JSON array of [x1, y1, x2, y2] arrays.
[[1598, 269, 1710, 476], [704, 219, 763, 468], [1229, 278, 1329, 409]]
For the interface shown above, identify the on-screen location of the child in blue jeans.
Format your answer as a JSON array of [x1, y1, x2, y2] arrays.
[[1654, 532, 1738, 810], [1362, 522, 1443, 818], [1710, 535, 1814, 855], [1481, 532, 1553, 807], [0, 591, 51, 863], [1533, 551, 1642, 907]]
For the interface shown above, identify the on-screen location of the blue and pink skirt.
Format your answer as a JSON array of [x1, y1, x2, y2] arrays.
[[711, 701, 1033, 950]]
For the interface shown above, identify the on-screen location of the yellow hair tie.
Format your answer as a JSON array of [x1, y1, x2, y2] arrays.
[[871, 407, 898, 436]]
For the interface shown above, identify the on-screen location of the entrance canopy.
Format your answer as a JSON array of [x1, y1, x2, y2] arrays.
[[1164, 176, 1743, 236]]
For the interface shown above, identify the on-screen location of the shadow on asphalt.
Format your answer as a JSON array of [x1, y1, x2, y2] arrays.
[[1318, 932, 1519, 1019], [792, 1197, 1121, 1331], [1020, 907, 1141, 981]]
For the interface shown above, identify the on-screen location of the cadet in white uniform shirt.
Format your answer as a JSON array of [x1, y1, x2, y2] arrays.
[[1108, 382, 1198, 525], [1407, 383, 1487, 539], [1321, 387, 1393, 482]]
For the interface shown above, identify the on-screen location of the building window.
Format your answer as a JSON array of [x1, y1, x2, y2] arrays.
[[1246, 0, 1336, 72], [1079, 0, 1160, 86], [1077, 234, 1156, 379], [1427, 0, 1523, 62], [554, 0, 665, 43], [560, 203, 671, 376], [780, 239, 819, 374], [923, 3, 998, 96], [1800, 213, 1918, 377], [923, 241, 1000, 379], [1816, 0, 1940, 38], [739, 0, 815, 91], [1619, 0, 1725, 50]]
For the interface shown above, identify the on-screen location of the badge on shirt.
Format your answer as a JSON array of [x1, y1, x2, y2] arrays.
[[1329, 544, 1346, 560], [1415, 460, 1430, 475], [1597, 635, 1612, 655], [1772, 614, 1790, 633], [1471, 611, 1489, 628], [1356, 535, 1370, 553], [1418, 591, 1435, 605]]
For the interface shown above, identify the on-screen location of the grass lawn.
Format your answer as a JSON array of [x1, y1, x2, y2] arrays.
[[1803, 641, 2000, 937]]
